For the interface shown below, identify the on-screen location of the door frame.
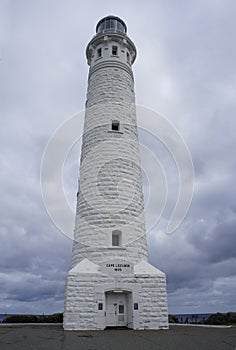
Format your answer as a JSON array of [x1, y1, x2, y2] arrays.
[[105, 290, 132, 328]]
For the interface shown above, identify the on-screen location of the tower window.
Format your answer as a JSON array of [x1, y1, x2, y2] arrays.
[[112, 230, 122, 246], [97, 48, 102, 58], [111, 120, 120, 131], [127, 52, 130, 63], [112, 45, 118, 55]]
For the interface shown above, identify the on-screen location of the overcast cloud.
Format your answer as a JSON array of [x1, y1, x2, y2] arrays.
[[0, 0, 236, 315]]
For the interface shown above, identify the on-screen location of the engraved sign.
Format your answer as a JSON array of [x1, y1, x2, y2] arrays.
[[101, 259, 133, 275]]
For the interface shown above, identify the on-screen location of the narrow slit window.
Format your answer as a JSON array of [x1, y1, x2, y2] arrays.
[[97, 48, 102, 58], [112, 230, 121, 246], [111, 120, 120, 131], [112, 45, 118, 56], [127, 52, 130, 63]]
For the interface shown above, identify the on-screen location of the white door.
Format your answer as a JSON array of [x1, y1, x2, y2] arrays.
[[106, 292, 127, 327]]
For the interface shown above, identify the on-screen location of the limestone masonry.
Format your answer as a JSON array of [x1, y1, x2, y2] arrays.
[[64, 15, 169, 330]]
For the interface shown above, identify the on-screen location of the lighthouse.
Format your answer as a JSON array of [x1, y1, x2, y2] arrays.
[[63, 15, 168, 330]]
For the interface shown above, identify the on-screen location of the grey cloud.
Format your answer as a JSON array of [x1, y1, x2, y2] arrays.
[[188, 218, 236, 264]]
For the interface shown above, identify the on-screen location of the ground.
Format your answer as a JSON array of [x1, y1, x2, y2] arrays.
[[0, 324, 235, 350]]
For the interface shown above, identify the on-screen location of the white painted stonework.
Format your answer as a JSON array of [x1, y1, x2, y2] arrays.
[[64, 15, 168, 330]]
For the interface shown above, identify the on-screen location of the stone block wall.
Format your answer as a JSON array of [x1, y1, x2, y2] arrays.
[[72, 64, 148, 265], [136, 275, 169, 329]]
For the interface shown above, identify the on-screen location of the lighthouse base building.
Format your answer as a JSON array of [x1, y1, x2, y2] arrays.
[[64, 259, 168, 330], [63, 15, 169, 330]]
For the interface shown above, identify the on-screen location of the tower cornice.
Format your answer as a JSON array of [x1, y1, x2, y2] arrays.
[[86, 32, 137, 66]]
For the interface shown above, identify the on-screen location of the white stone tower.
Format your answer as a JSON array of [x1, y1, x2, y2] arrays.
[[64, 15, 168, 330]]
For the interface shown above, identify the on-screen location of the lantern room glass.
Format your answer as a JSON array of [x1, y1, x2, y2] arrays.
[[96, 16, 127, 34]]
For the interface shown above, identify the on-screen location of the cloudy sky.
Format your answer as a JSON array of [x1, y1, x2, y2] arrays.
[[1, 0, 236, 315]]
